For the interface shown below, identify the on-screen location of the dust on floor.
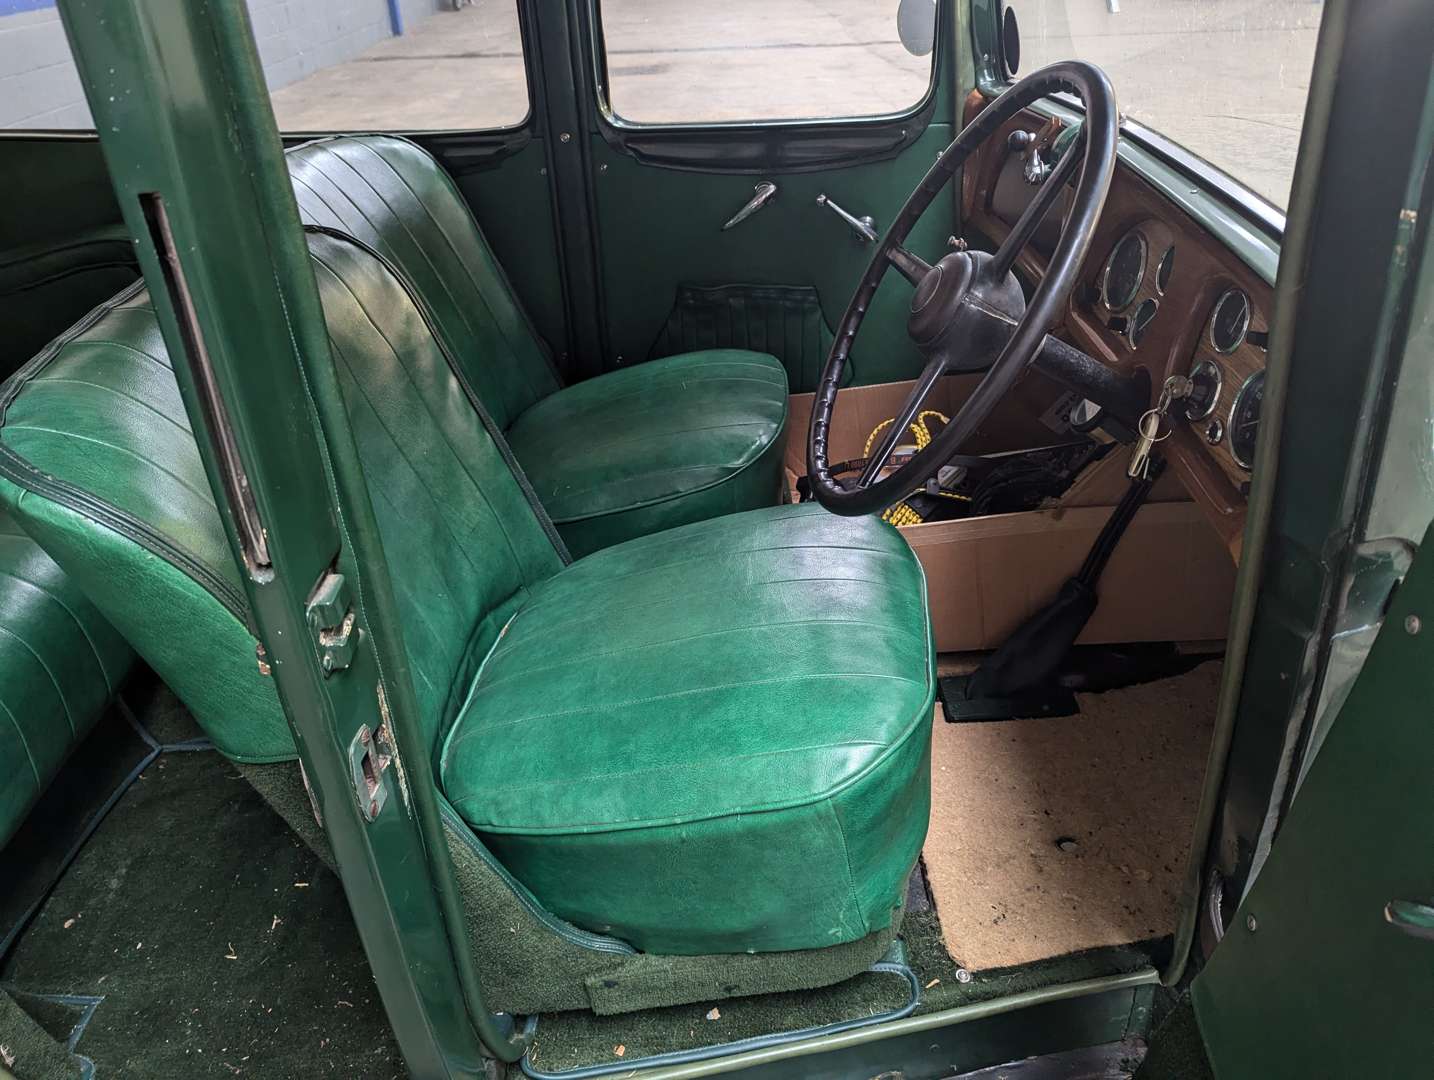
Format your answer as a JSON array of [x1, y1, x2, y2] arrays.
[[923, 661, 1221, 970]]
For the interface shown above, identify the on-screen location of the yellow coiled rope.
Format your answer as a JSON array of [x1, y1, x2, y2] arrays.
[[863, 411, 968, 526]]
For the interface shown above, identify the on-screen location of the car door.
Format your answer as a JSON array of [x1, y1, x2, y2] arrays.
[[576, 0, 960, 393]]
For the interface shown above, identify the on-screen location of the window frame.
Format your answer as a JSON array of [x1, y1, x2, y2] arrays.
[[585, 0, 953, 173]]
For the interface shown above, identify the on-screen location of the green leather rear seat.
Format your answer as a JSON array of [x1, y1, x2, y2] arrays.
[[285, 135, 789, 558], [0, 509, 132, 849], [0, 231, 932, 956]]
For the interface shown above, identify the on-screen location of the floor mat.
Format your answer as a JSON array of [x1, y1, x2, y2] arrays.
[[0, 749, 405, 1079], [924, 661, 1221, 970]]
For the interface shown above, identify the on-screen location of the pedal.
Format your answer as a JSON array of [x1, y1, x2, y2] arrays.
[[937, 673, 1079, 723]]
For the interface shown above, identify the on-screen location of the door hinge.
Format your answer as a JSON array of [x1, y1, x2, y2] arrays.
[[349, 721, 394, 822], [306, 570, 357, 675]]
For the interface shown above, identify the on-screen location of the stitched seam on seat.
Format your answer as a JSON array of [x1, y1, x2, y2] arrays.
[[0, 568, 114, 693], [455, 548, 936, 835], [450, 670, 922, 743], [543, 462, 742, 517], [359, 138, 564, 396], [512, 541, 898, 620], [0, 695, 42, 791], [329, 142, 552, 408], [535, 503, 828, 578], [298, 153, 510, 392], [438, 609, 519, 775], [454, 688, 931, 835], [459, 740, 886, 809], [491, 574, 897, 665], [30, 378, 193, 436], [2, 426, 220, 514], [0, 621, 77, 737], [64, 337, 175, 373], [313, 254, 521, 583], [530, 419, 774, 461], [517, 375, 784, 429], [476, 615, 925, 694], [304, 224, 570, 564], [828, 799, 869, 938]]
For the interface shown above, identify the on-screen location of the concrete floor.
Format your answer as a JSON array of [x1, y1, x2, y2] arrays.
[[267, 0, 1322, 207]]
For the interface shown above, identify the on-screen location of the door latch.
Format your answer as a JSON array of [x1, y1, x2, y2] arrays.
[[306, 570, 357, 676], [349, 721, 394, 822]]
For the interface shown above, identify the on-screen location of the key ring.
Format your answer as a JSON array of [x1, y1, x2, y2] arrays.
[[1137, 408, 1172, 444]]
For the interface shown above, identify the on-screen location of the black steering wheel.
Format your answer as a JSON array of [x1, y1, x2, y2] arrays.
[[807, 62, 1119, 516]]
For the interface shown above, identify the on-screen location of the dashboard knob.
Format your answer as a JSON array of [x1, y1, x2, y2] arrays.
[[1183, 359, 1222, 421]]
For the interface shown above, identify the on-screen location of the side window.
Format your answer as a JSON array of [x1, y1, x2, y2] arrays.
[[597, 0, 939, 125], [0, 1, 529, 132], [1000, 1, 1324, 208]]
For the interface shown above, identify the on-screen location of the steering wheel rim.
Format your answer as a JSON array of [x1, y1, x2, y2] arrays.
[[807, 61, 1119, 516]]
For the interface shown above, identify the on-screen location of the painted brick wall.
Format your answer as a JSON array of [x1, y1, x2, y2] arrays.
[[0, 0, 443, 128]]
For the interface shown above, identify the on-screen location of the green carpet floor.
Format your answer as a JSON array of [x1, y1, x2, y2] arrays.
[[524, 889, 1161, 1073], [0, 688, 405, 1079]]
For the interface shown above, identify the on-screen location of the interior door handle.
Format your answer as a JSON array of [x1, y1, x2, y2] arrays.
[[721, 182, 777, 231], [1386, 899, 1434, 941]]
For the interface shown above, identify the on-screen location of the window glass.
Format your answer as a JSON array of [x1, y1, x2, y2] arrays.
[[0, 0, 528, 132], [1004, 0, 1324, 208], [599, 0, 938, 125]]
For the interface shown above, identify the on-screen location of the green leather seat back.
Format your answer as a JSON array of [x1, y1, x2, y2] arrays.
[[0, 509, 132, 848], [0, 233, 565, 765], [309, 235, 567, 748], [287, 136, 561, 432]]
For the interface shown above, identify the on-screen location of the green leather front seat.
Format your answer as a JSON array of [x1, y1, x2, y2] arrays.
[[286, 135, 789, 558], [0, 230, 933, 956]]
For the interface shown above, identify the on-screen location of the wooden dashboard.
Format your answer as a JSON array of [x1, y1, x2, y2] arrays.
[[960, 92, 1270, 560]]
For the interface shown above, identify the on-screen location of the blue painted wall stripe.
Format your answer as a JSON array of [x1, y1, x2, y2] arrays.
[[0, 0, 59, 16]]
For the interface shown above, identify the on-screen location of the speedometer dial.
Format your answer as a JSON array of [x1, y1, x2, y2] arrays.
[[1100, 230, 1147, 311], [1228, 370, 1265, 471]]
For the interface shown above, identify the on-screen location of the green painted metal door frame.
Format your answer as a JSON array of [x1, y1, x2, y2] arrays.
[[1186, 0, 1434, 1072], [1187, 0, 1434, 964], [53, 2, 519, 1075]]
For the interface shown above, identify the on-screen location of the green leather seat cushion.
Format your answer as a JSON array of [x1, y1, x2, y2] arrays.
[[286, 136, 789, 556], [0, 509, 132, 848], [505, 350, 788, 558], [442, 503, 935, 954]]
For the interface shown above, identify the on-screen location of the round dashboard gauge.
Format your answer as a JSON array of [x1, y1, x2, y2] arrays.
[[1183, 358, 1222, 421], [1101, 230, 1147, 311], [1156, 245, 1176, 295], [1209, 288, 1252, 354], [1128, 298, 1158, 349], [1228, 369, 1265, 471]]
